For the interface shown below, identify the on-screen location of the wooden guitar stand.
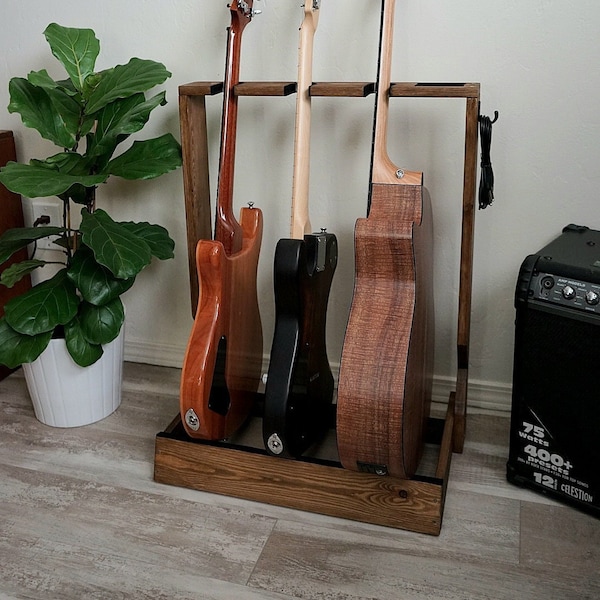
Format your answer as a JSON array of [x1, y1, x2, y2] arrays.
[[154, 81, 480, 535]]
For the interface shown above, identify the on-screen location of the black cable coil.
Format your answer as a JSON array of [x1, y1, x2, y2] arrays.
[[478, 110, 498, 209]]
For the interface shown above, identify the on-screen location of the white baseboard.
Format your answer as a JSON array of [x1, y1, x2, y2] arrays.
[[124, 340, 513, 414], [431, 374, 512, 414], [124, 339, 186, 370]]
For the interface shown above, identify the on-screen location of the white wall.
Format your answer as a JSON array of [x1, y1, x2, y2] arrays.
[[2, 1, 600, 411]]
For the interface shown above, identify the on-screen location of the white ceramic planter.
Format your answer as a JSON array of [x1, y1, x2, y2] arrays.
[[22, 328, 125, 427]]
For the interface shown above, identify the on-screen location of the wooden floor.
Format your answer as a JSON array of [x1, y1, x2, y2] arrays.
[[0, 363, 598, 600]]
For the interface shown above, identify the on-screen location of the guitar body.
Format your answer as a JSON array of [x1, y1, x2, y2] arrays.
[[337, 184, 434, 479], [263, 231, 338, 457], [262, 2, 337, 458], [180, 2, 263, 440], [180, 206, 263, 439], [336, 0, 434, 479]]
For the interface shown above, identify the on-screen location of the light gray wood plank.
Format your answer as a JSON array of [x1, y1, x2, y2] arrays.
[[247, 515, 596, 600], [0, 464, 291, 600], [520, 501, 600, 576], [1, 363, 598, 599]]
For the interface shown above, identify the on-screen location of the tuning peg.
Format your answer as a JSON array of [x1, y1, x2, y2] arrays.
[[253, 0, 265, 15]]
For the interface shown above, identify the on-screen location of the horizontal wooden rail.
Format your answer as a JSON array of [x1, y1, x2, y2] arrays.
[[179, 81, 480, 100]]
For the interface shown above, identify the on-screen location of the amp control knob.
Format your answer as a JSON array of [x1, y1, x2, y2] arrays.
[[562, 285, 576, 300], [585, 290, 600, 305]]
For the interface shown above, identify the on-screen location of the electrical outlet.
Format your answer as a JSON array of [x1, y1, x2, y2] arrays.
[[31, 199, 62, 250]]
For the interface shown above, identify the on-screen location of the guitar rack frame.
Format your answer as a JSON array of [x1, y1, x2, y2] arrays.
[[154, 80, 480, 536]]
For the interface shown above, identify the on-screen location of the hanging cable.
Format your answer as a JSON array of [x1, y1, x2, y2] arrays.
[[478, 110, 498, 209]]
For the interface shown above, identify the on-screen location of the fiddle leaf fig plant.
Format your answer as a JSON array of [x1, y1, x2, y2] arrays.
[[0, 23, 181, 368]]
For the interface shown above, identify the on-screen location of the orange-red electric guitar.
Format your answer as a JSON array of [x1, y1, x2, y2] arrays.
[[180, 1, 263, 440], [336, 0, 434, 479]]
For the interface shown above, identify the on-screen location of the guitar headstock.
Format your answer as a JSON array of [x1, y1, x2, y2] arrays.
[[302, 0, 321, 28], [230, 1, 259, 28], [304, 1, 321, 15]]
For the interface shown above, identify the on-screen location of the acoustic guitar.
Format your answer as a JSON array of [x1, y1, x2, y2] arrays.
[[180, 0, 263, 440], [262, 0, 338, 458], [336, 0, 434, 479]]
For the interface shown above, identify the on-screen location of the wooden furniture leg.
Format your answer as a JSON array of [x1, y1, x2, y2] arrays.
[[0, 131, 31, 381]]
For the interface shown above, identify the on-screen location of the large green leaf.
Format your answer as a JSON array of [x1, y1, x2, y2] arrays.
[[8, 77, 80, 148], [27, 70, 80, 100], [4, 269, 79, 336], [67, 244, 135, 305], [31, 150, 87, 173], [0, 160, 106, 198], [79, 208, 152, 279], [0, 226, 65, 264], [44, 23, 99, 92], [87, 92, 167, 159], [107, 133, 182, 180], [79, 297, 124, 345], [0, 318, 52, 368], [85, 58, 171, 115], [0, 259, 47, 288], [119, 221, 175, 260], [64, 316, 103, 367]]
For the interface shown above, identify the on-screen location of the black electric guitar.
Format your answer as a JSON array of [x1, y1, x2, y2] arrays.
[[336, 0, 434, 479], [262, 0, 338, 458], [180, 1, 263, 440]]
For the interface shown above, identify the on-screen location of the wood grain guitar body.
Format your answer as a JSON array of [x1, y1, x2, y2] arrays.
[[180, 206, 263, 440], [337, 183, 434, 479], [336, 0, 434, 480]]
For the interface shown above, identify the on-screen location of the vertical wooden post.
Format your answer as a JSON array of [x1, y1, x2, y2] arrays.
[[178, 83, 222, 315], [454, 95, 480, 452]]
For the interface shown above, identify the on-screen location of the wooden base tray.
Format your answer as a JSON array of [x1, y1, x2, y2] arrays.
[[154, 395, 455, 536]]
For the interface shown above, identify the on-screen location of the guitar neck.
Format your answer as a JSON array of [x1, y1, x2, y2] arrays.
[[215, 2, 254, 255], [369, 0, 421, 200], [290, 2, 320, 239]]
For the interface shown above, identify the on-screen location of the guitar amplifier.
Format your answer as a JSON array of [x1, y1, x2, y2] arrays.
[[507, 224, 600, 517]]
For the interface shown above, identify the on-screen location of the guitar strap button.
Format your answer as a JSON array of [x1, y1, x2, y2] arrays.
[[267, 433, 284, 455], [185, 408, 200, 431]]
